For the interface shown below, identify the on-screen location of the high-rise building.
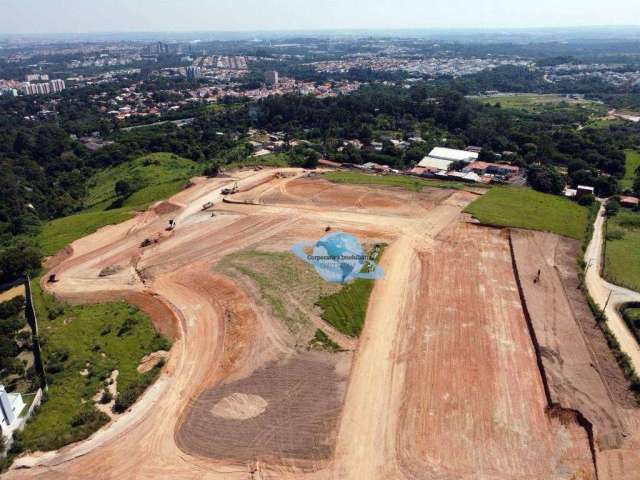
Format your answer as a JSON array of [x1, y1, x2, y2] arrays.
[[0, 88, 17, 97], [25, 73, 49, 82], [49, 79, 66, 93], [264, 70, 279, 86], [186, 66, 201, 83], [20, 79, 65, 96], [145, 41, 169, 55]]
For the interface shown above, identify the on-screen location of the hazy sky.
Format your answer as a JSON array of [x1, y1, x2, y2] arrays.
[[1, 0, 640, 34]]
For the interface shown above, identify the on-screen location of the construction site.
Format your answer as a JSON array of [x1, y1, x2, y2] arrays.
[[5, 168, 640, 480]]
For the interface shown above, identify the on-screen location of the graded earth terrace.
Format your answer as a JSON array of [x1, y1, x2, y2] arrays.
[[5, 168, 640, 480]]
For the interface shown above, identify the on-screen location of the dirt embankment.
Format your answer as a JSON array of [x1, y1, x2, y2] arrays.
[[510, 229, 625, 450]]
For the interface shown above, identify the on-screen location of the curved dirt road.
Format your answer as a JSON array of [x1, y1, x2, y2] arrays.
[[584, 203, 640, 372]]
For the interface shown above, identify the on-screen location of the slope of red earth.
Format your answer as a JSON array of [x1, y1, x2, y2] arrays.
[[397, 224, 596, 480]]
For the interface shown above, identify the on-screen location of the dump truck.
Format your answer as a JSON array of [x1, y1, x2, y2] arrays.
[[140, 238, 153, 248], [201, 201, 214, 211]]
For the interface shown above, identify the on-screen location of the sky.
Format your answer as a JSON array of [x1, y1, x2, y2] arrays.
[[1, 0, 640, 34]]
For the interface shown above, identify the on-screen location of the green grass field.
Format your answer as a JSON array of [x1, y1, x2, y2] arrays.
[[38, 153, 199, 256], [20, 282, 170, 452], [621, 305, 640, 344], [315, 245, 385, 337], [217, 250, 341, 342], [604, 210, 640, 292], [620, 150, 640, 191], [473, 93, 606, 114], [464, 187, 590, 240], [322, 171, 468, 191]]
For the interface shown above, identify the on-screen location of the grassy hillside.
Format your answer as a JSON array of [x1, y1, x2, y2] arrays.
[[620, 150, 640, 191], [464, 187, 590, 240], [84, 153, 200, 210], [38, 153, 200, 255], [604, 209, 640, 292]]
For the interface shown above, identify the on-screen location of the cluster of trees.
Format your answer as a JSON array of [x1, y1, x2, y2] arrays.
[[1, 77, 639, 284], [0, 295, 35, 389], [249, 84, 637, 194]]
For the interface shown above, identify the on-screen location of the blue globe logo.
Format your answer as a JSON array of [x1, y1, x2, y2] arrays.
[[292, 232, 384, 284]]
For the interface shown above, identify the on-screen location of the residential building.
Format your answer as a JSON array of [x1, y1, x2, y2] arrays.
[[576, 185, 595, 198], [186, 66, 201, 83], [49, 79, 66, 93], [264, 70, 279, 86]]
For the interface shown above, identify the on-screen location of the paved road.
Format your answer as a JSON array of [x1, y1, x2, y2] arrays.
[[584, 203, 640, 373]]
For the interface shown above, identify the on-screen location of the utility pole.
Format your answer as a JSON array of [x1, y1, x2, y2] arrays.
[[598, 289, 613, 322]]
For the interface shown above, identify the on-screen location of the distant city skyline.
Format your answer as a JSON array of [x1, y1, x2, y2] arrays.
[[1, 0, 640, 35]]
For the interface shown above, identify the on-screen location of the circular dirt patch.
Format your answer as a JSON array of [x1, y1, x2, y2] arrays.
[[211, 393, 268, 420]]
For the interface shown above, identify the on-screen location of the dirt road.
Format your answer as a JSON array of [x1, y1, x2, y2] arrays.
[[584, 203, 640, 373]]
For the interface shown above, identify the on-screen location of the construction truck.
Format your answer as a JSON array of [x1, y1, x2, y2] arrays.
[[140, 238, 154, 248], [221, 182, 239, 195], [166, 219, 176, 231]]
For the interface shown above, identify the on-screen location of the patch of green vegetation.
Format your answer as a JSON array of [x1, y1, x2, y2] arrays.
[[621, 305, 640, 345], [0, 295, 36, 395], [19, 281, 170, 452], [581, 287, 640, 404], [464, 186, 590, 240], [84, 152, 199, 209], [473, 94, 606, 115], [309, 329, 341, 352], [37, 153, 199, 256], [604, 210, 640, 292], [216, 250, 341, 343], [315, 245, 386, 337], [620, 150, 640, 191], [38, 208, 133, 256], [322, 171, 468, 191]]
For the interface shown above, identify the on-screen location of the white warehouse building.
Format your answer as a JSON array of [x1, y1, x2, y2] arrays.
[[418, 147, 479, 172]]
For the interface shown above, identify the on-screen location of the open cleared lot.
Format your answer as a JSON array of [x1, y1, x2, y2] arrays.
[[472, 93, 606, 114], [464, 186, 590, 239], [397, 223, 596, 479], [176, 351, 350, 463]]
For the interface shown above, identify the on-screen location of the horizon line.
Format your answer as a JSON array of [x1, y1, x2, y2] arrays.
[[3, 24, 640, 38]]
